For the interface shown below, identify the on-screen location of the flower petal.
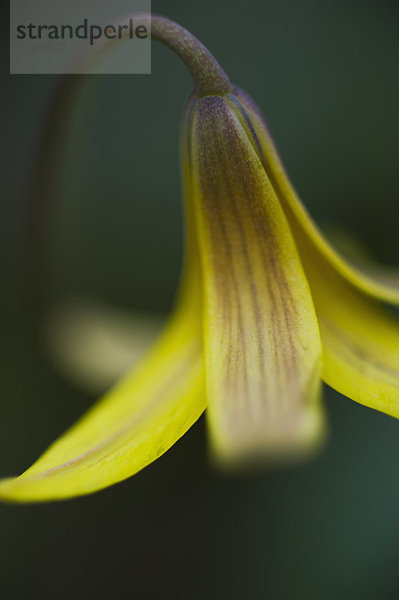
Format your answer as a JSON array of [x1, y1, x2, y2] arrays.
[[299, 232, 399, 416], [236, 87, 399, 415], [0, 97, 205, 503], [234, 87, 399, 306], [0, 291, 204, 502], [45, 297, 163, 393], [189, 95, 325, 464]]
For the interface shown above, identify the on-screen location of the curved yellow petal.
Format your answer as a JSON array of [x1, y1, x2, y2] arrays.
[[235, 87, 399, 415], [0, 287, 204, 502], [298, 227, 399, 416], [0, 99, 205, 504], [234, 86, 399, 306], [45, 297, 163, 394], [189, 95, 325, 465]]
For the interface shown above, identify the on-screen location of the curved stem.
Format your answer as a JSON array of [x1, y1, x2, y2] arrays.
[[23, 15, 232, 329], [151, 14, 231, 96]]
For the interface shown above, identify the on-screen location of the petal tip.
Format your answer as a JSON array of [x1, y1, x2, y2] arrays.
[[208, 405, 327, 471]]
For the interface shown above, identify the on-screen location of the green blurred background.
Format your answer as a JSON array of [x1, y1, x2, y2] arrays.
[[2, 0, 399, 598]]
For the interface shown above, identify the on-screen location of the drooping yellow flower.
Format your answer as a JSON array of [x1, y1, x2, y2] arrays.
[[2, 15, 399, 502]]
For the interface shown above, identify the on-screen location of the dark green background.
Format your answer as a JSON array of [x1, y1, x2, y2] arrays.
[[2, 1, 399, 598]]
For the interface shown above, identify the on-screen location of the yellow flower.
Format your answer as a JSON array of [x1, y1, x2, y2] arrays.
[[2, 15, 399, 502]]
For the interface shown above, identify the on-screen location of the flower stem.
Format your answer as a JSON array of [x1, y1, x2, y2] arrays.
[[23, 15, 230, 330], [151, 15, 231, 97]]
